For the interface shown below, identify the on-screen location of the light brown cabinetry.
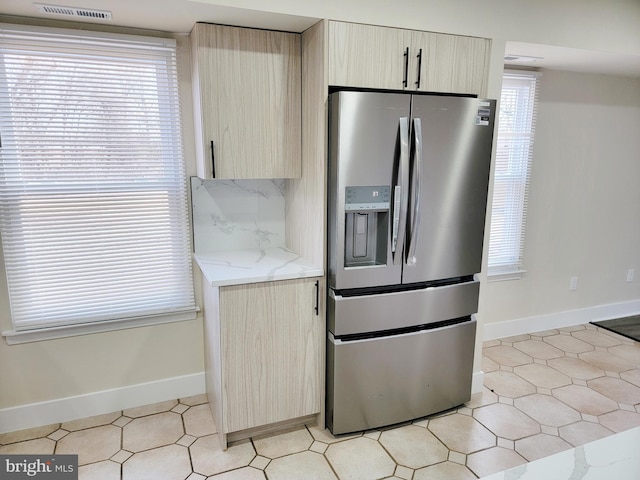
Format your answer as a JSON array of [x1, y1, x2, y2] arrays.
[[328, 21, 490, 96], [328, 22, 409, 91], [421, 32, 491, 96], [190, 23, 301, 179], [202, 276, 324, 448]]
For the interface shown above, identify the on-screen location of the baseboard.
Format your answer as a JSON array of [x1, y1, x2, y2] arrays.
[[0, 372, 206, 434], [482, 299, 640, 341], [471, 371, 484, 395]]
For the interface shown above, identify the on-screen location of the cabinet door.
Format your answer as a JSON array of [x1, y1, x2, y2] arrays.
[[191, 23, 301, 179], [419, 32, 490, 96], [328, 21, 410, 90], [219, 278, 323, 432]]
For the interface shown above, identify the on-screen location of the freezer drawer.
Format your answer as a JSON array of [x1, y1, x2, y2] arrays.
[[326, 318, 476, 435], [328, 279, 479, 336]]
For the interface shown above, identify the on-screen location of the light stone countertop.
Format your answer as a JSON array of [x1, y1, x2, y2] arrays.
[[480, 425, 640, 480], [194, 247, 323, 287]]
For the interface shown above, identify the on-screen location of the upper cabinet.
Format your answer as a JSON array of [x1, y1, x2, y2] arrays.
[[419, 31, 490, 96], [328, 21, 490, 96], [190, 23, 301, 179], [328, 22, 409, 91]]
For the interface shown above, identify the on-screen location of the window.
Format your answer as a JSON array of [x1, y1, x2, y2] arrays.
[[487, 69, 540, 279], [0, 24, 196, 343]]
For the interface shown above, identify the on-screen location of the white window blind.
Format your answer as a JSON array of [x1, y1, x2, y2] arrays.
[[0, 24, 196, 336], [488, 70, 540, 277]]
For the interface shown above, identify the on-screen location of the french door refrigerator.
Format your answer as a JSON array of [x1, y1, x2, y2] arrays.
[[326, 90, 496, 435]]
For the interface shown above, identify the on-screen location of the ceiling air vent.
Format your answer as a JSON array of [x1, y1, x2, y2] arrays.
[[35, 3, 112, 20], [504, 54, 543, 63]]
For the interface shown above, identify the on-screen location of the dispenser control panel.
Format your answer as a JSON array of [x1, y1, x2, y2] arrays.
[[345, 185, 391, 211]]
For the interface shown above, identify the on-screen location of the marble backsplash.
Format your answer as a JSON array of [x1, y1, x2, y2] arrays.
[[190, 177, 286, 255]]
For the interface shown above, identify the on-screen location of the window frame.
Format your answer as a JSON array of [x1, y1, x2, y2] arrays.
[[487, 69, 541, 281]]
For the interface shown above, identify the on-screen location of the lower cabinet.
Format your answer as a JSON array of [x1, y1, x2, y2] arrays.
[[202, 275, 324, 449]]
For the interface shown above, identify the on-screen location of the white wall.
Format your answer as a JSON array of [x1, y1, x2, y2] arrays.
[[1, 0, 640, 427], [0, 31, 205, 422], [480, 69, 640, 331], [193, 0, 640, 56]]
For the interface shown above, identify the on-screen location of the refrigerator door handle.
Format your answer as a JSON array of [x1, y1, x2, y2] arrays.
[[407, 117, 423, 265], [392, 117, 410, 262]]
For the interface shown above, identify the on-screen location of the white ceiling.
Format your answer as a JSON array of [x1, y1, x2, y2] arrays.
[[0, 0, 319, 33], [505, 41, 640, 78], [1, 0, 639, 78]]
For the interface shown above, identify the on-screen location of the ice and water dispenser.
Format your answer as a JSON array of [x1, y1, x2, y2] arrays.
[[343, 185, 391, 268]]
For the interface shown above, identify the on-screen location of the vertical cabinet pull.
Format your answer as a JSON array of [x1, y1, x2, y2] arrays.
[[415, 48, 423, 89], [402, 47, 409, 88], [210, 140, 216, 178], [314, 280, 319, 316]]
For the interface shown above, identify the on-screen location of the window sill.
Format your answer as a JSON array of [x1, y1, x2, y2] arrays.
[[487, 268, 527, 282], [2, 308, 200, 345]]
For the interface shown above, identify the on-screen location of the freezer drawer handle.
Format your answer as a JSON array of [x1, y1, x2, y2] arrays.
[[407, 117, 423, 265]]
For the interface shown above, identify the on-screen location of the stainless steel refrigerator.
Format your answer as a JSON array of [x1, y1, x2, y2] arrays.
[[326, 90, 496, 435]]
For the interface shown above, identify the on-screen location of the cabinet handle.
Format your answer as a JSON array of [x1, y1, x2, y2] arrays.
[[210, 140, 216, 178], [314, 280, 319, 316], [402, 47, 409, 88], [415, 48, 423, 89]]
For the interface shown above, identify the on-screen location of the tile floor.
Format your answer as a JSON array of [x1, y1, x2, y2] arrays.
[[1, 323, 640, 479]]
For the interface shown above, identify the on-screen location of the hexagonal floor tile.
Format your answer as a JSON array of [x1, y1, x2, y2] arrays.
[[180, 394, 209, 406], [428, 413, 495, 454], [579, 350, 635, 372], [253, 427, 313, 459], [123, 412, 184, 452], [61, 412, 121, 432], [514, 433, 572, 461], [413, 461, 477, 480], [379, 425, 448, 469], [483, 345, 533, 367], [587, 376, 640, 404], [558, 421, 613, 447], [0, 438, 55, 455], [209, 467, 266, 479], [266, 451, 337, 480], [307, 425, 361, 444], [512, 339, 565, 360], [484, 371, 536, 398], [183, 404, 217, 437], [547, 357, 604, 380], [514, 394, 581, 427], [123, 400, 178, 418], [473, 403, 540, 440], [466, 447, 527, 478], [543, 334, 593, 354], [0, 424, 59, 445], [464, 388, 498, 408], [190, 435, 255, 477], [620, 369, 640, 387], [325, 436, 395, 480], [552, 384, 618, 416], [56, 425, 120, 465], [609, 345, 640, 364], [78, 460, 121, 480], [571, 329, 622, 348], [512, 364, 571, 390], [598, 410, 640, 432], [482, 355, 500, 372], [123, 444, 191, 480]]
